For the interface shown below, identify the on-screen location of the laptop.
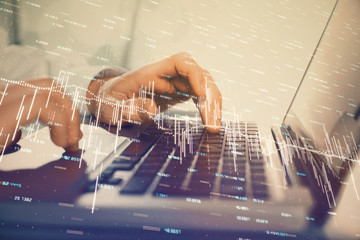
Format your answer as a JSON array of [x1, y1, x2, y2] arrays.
[[0, 0, 359, 239]]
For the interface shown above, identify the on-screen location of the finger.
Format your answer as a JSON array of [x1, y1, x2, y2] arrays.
[[146, 52, 207, 97], [0, 92, 40, 151], [0, 98, 25, 151], [196, 79, 222, 133], [171, 77, 193, 95], [47, 109, 69, 149], [64, 107, 82, 152], [64, 144, 80, 153], [171, 54, 222, 132], [121, 98, 158, 123], [60, 94, 82, 152], [110, 72, 177, 96], [146, 52, 222, 132], [12, 130, 22, 146], [0, 130, 21, 153], [48, 114, 80, 152], [0, 78, 82, 152], [42, 94, 81, 152], [97, 97, 158, 126]]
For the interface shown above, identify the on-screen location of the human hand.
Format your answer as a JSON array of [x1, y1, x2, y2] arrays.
[[87, 52, 222, 133], [0, 78, 82, 153]]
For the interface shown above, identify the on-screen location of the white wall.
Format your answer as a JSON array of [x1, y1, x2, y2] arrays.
[[17, 0, 140, 67], [126, 0, 337, 128], [0, 0, 17, 47], [4, 0, 337, 128]]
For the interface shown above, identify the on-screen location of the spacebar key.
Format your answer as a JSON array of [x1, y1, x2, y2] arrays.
[[120, 177, 153, 194]]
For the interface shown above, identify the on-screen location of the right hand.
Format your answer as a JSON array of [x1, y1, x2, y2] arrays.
[[87, 52, 222, 133], [0, 78, 82, 153]]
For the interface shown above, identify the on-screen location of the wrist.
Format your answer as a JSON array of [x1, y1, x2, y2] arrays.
[[87, 68, 128, 115], [86, 77, 110, 115]]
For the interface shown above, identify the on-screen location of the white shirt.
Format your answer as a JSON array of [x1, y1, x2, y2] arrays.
[[0, 45, 110, 115]]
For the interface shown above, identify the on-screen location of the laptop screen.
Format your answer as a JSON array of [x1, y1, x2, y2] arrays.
[[283, 0, 360, 177]]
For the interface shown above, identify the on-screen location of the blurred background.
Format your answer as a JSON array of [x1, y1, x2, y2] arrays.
[[0, 0, 337, 128]]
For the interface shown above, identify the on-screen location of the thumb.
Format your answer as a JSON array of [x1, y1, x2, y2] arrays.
[[121, 98, 158, 123]]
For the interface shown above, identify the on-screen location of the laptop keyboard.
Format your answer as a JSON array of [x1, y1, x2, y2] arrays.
[[90, 121, 269, 200]]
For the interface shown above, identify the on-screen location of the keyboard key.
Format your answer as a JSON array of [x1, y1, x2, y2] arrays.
[[120, 177, 153, 194], [157, 177, 184, 189], [251, 174, 266, 183], [222, 164, 246, 172], [86, 176, 122, 191], [223, 161, 246, 169], [221, 178, 246, 187], [191, 173, 215, 183], [153, 185, 188, 197], [143, 128, 164, 135], [195, 160, 219, 167], [153, 185, 173, 196], [110, 160, 135, 170], [140, 159, 165, 168], [148, 147, 172, 157], [220, 184, 246, 196], [249, 159, 264, 167], [223, 152, 246, 159], [105, 178, 123, 185], [121, 132, 161, 158], [252, 183, 269, 199], [185, 182, 212, 196], [101, 168, 115, 177], [250, 166, 265, 175], [166, 168, 188, 177], [195, 165, 218, 171], [86, 182, 97, 192], [222, 171, 246, 178], [133, 166, 160, 178]]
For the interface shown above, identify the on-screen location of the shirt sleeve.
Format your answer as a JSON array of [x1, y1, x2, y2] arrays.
[[0, 45, 127, 116], [45, 51, 128, 116], [0, 45, 50, 82]]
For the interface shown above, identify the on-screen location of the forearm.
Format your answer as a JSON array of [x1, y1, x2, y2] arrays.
[[87, 78, 106, 115]]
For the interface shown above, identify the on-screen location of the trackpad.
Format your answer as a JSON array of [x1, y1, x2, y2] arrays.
[[0, 124, 128, 172]]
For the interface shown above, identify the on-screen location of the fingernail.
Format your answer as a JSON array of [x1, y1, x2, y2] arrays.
[[65, 143, 79, 153], [139, 110, 151, 122], [139, 100, 156, 122]]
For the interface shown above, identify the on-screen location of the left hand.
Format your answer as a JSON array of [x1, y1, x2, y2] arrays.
[[0, 78, 82, 153]]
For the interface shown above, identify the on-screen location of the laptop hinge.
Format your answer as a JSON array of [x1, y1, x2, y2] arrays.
[[271, 125, 314, 188]]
